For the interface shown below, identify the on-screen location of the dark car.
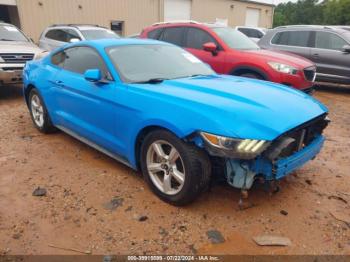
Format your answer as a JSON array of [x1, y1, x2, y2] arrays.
[[259, 25, 350, 86], [141, 22, 316, 92]]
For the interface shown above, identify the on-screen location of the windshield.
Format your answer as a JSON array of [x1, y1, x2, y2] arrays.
[[80, 29, 120, 40], [107, 44, 214, 83], [343, 32, 350, 43], [212, 27, 259, 50], [0, 25, 29, 41]]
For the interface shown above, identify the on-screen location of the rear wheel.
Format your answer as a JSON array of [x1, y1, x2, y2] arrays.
[[140, 130, 211, 206], [29, 89, 56, 133]]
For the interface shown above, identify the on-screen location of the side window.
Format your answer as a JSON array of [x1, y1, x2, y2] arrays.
[[238, 28, 255, 38], [159, 27, 185, 46], [315, 31, 348, 51], [148, 28, 163, 39], [51, 50, 66, 67], [64, 29, 81, 42], [255, 30, 264, 39], [272, 31, 311, 47], [60, 47, 109, 77], [184, 27, 217, 49], [45, 29, 81, 42]]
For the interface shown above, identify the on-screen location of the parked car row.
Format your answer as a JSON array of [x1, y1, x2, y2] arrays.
[[0, 23, 120, 86], [1, 21, 349, 90], [140, 21, 316, 93]]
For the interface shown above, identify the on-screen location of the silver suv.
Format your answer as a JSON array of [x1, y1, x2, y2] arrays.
[[39, 24, 120, 51], [259, 25, 350, 87], [0, 23, 45, 85]]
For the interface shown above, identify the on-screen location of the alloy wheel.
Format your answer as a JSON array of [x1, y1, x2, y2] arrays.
[[30, 94, 44, 128], [146, 140, 185, 195]]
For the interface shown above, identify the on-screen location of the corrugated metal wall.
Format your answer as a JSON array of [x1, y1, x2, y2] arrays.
[[16, 0, 273, 41], [191, 0, 273, 28], [16, 0, 162, 41]]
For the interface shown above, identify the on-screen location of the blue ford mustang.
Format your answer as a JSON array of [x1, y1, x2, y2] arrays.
[[23, 39, 329, 206]]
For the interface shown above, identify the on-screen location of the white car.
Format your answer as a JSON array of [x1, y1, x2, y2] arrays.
[[0, 23, 46, 85], [39, 24, 120, 51], [235, 26, 268, 43]]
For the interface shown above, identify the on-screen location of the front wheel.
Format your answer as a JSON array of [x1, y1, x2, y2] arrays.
[[140, 130, 211, 206], [29, 89, 56, 133]]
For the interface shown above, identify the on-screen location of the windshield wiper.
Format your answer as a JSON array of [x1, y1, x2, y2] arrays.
[[132, 78, 168, 84], [0, 39, 15, 41]]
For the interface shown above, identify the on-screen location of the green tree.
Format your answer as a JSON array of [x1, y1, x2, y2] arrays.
[[273, 0, 350, 27], [323, 0, 350, 24]]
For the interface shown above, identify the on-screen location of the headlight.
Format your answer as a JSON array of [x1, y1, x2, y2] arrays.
[[268, 62, 298, 75], [34, 51, 49, 60], [200, 132, 270, 159]]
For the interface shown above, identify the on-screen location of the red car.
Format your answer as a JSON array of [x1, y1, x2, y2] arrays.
[[140, 22, 316, 92]]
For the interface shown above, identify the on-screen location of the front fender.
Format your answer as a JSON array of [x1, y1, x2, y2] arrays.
[[126, 118, 196, 168], [230, 65, 271, 81]]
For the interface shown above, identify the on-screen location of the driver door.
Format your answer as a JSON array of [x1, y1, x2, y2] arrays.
[[311, 31, 350, 83], [50, 46, 121, 154]]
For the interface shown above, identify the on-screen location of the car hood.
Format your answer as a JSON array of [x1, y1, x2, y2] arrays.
[[132, 75, 327, 141], [0, 41, 44, 54], [242, 49, 314, 68]]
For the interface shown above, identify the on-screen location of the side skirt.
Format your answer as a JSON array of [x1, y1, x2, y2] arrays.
[[56, 125, 134, 169]]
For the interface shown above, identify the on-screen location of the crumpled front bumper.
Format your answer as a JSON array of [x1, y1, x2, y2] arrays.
[[0, 67, 24, 84], [253, 135, 325, 180], [225, 135, 325, 189]]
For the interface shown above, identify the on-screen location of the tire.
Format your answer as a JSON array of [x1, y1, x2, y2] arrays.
[[140, 129, 211, 206], [238, 72, 263, 80], [28, 89, 56, 133]]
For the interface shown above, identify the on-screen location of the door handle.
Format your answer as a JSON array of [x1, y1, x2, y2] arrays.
[[313, 53, 319, 57], [55, 80, 64, 87]]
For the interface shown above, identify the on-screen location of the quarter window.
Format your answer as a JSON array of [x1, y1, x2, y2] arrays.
[[159, 27, 185, 46], [315, 31, 348, 51], [184, 28, 217, 49], [148, 28, 163, 39], [45, 29, 81, 42], [51, 51, 66, 67], [272, 31, 311, 47]]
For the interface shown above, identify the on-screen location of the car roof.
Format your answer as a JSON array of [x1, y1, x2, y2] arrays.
[[236, 26, 266, 30], [47, 24, 107, 30], [70, 38, 170, 49], [147, 21, 226, 30], [273, 25, 349, 34]]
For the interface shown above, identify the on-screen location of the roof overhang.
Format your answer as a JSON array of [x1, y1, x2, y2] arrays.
[[236, 0, 275, 8], [0, 0, 17, 6]]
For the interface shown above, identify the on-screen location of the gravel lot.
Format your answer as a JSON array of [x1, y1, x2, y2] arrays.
[[0, 85, 349, 255]]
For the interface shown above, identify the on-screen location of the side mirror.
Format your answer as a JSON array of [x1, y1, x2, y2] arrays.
[[69, 38, 80, 43], [84, 69, 102, 82], [203, 42, 218, 56], [342, 45, 350, 53]]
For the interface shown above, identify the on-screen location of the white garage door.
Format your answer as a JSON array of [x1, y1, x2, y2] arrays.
[[164, 0, 192, 21], [245, 8, 260, 27]]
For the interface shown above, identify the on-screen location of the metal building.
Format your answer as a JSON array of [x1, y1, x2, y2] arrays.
[[0, 0, 274, 41]]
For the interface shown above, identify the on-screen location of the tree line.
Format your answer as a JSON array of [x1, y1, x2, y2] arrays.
[[273, 0, 350, 27]]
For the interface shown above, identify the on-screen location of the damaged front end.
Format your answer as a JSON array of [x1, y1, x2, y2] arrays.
[[193, 114, 329, 191]]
